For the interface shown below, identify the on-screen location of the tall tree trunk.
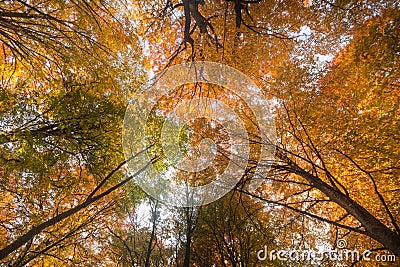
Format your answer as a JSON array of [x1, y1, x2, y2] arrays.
[[276, 148, 400, 256], [183, 207, 192, 267], [145, 200, 159, 267], [0, 159, 152, 261]]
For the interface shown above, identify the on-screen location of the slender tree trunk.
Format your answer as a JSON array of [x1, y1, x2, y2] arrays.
[[145, 200, 159, 267], [0, 160, 152, 260], [182, 207, 192, 267]]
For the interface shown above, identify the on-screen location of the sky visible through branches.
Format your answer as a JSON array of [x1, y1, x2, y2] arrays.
[[0, 0, 399, 266]]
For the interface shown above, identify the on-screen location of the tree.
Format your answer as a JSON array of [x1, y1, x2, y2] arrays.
[[191, 191, 282, 267], [0, 0, 119, 63], [1, 0, 399, 265], [132, 0, 400, 259], [236, 4, 400, 258], [0, 0, 149, 264]]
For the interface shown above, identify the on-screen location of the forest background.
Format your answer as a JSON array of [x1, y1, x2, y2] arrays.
[[0, 0, 399, 266]]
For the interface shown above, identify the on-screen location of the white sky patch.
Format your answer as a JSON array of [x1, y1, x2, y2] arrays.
[[133, 199, 172, 229], [295, 25, 313, 41], [135, 201, 152, 227], [288, 25, 314, 41], [316, 54, 334, 62], [314, 53, 334, 71]]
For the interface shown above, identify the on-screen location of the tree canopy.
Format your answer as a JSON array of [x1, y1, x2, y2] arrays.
[[0, 0, 399, 266]]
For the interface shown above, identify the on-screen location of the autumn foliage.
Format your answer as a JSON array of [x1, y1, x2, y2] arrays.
[[0, 0, 399, 266]]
